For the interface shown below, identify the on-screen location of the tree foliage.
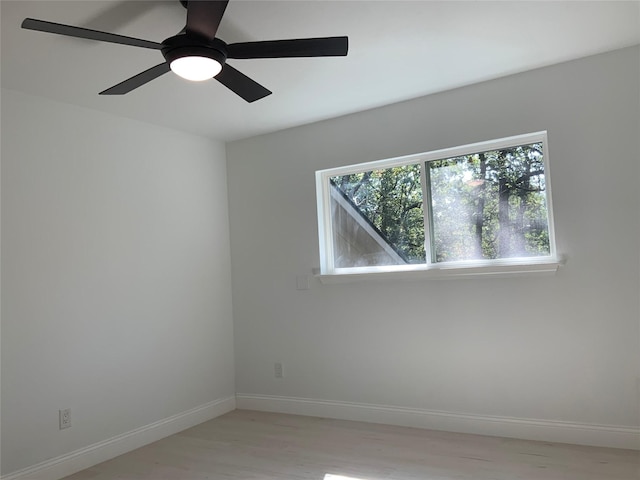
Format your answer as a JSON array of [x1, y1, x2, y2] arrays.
[[331, 165, 425, 263], [331, 142, 550, 265], [429, 143, 549, 261]]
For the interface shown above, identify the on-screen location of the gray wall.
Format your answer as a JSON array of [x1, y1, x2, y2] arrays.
[[227, 47, 640, 428], [1, 90, 235, 474]]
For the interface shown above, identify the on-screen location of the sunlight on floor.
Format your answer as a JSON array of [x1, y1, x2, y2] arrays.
[[325, 474, 370, 480]]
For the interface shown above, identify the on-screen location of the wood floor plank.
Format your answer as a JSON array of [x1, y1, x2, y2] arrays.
[[63, 410, 639, 480]]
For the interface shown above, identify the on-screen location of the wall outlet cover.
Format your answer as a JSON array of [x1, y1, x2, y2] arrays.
[[59, 408, 71, 429], [296, 275, 310, 290]]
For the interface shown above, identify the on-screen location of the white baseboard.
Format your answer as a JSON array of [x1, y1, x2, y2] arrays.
[[236, 394, 639, 450], [1, 396, 236, 480]]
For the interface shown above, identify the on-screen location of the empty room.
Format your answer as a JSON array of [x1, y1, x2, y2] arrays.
[[1, 1, 639, 479]]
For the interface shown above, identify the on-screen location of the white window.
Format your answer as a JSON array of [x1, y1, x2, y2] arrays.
[[315, 132, 559, 279]]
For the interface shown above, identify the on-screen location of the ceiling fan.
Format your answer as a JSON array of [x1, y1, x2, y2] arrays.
[[21, 0, 348, 102]]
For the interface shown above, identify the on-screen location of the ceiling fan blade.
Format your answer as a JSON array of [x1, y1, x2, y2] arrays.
[[227, 36, 348, 59], [186, 0, 228, 41], [99, 63, 171, 95], [21, 18, 163, 50], [215, 64, 271, 103]]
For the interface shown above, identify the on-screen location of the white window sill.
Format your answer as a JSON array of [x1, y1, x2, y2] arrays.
[[316, 258, 564, 284]]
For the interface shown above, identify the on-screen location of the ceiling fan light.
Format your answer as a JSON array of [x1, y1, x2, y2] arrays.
[[170, 56, 222, 81]]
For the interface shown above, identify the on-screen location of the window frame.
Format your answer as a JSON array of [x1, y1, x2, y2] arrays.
[[315, 131, 560, 281]]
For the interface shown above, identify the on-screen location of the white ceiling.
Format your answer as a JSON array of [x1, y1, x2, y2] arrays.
[[2, 1, 639, 142]]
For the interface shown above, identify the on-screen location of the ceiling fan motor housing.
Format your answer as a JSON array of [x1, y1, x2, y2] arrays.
[[161, 35, 228, 68]]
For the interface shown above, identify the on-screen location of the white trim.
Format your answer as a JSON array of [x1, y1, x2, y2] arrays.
[[318, 257, 562, 284], [236, 394, 639, 450], [420, 156, 434, 264], [541, 132, 558, 259], [316, 168, 334, 273], [1, 396, 236, 480]]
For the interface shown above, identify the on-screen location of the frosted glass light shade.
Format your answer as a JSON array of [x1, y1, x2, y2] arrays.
[[170, 56, 222, 81]]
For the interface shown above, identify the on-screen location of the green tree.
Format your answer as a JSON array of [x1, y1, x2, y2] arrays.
[[332, 164, 425, 262], [332, 141, 550, 265], [429, 142, 549, 262]]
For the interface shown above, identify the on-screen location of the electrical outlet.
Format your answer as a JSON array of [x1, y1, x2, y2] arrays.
[[274, 362, 283, 378], [59, 408, 71, 429], [296, 275, 310, 290]]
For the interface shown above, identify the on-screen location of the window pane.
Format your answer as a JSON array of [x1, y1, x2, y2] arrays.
[[428, 142, 550, 262], [330, 165, 426, 268]]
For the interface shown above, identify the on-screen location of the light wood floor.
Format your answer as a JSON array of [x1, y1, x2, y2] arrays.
[[64, 410, 639, 480]]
